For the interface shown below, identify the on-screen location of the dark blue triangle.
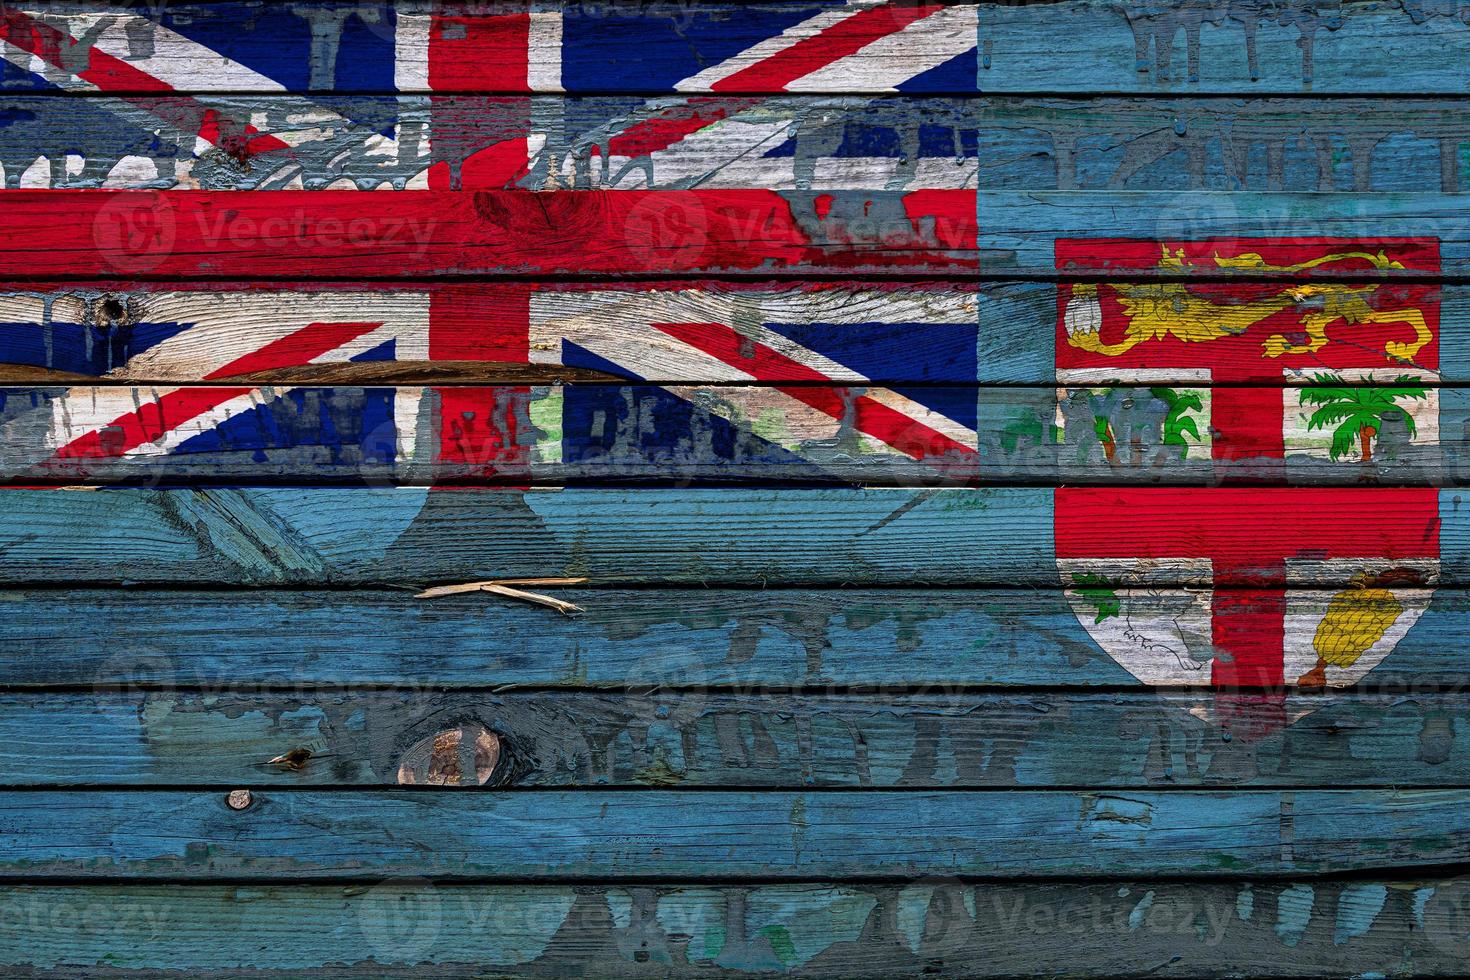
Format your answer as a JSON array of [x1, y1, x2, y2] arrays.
[[171, 387, 396, 466], [561, 385, 828, 479], [897, 47, 978, 93], [157, 3, 395, 93], [351, 338, 396, 363], [563, 340, 643, 381], [0, 315, 192, 377]]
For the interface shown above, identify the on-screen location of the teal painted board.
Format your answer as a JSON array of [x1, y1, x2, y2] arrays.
[[2, 878, 1467, 977], [978, 0, 1470, 94], [5, 788, 1470, 879], [18, 587, 1470, 691], [0, 588, 1139, 689], [979, 98, 1470, 193], [0, 486, 1461, 588], [5, 690, 1470, 789]]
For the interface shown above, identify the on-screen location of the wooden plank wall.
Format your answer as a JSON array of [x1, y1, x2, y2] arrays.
[[4, 1, 1470, 976]]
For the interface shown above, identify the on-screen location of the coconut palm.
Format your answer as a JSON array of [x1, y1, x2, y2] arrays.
[[1299, 374, 1429, 471]]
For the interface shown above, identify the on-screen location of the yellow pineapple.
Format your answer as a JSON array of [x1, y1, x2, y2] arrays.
[[1299, 575, 1403, 687]]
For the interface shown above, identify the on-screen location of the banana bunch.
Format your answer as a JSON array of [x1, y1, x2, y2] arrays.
[[1312, 578, 1404, 670]]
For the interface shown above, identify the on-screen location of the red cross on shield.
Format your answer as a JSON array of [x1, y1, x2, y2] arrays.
[[1051, 237, 1443, 737]]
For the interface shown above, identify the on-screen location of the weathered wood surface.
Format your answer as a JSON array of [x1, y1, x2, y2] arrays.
[[979, 98, 1470, 194], [2, 382, 1463, 487], [19, 587, 1470, 690], [0, 486, 1455, 588], [0, 280, 1462, 386], [0, 1, 982, 95], [17, 586, 1470, 690], [3, 878, 1468, 977], [7, 690, 1470, 788], [6, 788, 1470, 878], [18, 95, 1470, 195], [1, 189, 979, 277], [978, 0, 1470, 94]]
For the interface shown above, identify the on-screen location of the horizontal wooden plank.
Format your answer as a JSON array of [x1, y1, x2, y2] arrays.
[[17, 587, 1470, 691], [11, 186, 1468, 281], [5, 788, 1468, 878], [1, 189, 979, 277], [979, 0, 1470, 94], [2, 382, 1462, 487], [21, 95, 1470, 196], [6, 690, 1469, 788], [3, 878, 1467, 976], [0, 486, 1455, 588], [0, 280, 985, 384], [2, 2, 981, 95], [0, 95, 991, 193], [0, 279, 1458, 387]]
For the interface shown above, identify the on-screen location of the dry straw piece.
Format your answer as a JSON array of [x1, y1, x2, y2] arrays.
[[415, 577, 587, 615]]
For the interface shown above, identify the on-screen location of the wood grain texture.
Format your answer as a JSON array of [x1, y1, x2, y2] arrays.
[[978, 0, 1470, 94], [3, 382, 1461, 487], [17, 587, 1470, 690], [2, 878, 1468, 976], [5, 788, 1470, 878], [0, 486, 1456, 588], [5, 690, 1469, 789], [0, 189, 979, 278]]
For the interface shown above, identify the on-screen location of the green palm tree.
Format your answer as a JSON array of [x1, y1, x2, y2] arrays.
[[1299, 374, 1429, 467]]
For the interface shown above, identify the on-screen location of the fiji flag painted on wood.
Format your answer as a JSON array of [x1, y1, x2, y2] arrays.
[[5, 1, 1470, 976]]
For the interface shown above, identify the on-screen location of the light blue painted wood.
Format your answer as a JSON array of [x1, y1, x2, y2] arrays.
[[0, 691, 1465, 788], [16, 587, 1470, 690], [3, 789, 1466, 878], [978, 0, 1470, 94]]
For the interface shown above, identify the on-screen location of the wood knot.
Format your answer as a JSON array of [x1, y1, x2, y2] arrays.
[[226, 789, 253, 810], [397, 724, 501, 787]]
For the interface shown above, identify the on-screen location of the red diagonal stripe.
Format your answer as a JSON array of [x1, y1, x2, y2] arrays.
[[604, 99, 761, 157], [655, 320, 975, 464], [52, 321, 380, 459], [203, 321, 383, 379], [710, 2, 945, 92]]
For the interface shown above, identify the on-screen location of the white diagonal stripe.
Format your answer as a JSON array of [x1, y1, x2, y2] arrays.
[[793, 4, 978, 92]]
